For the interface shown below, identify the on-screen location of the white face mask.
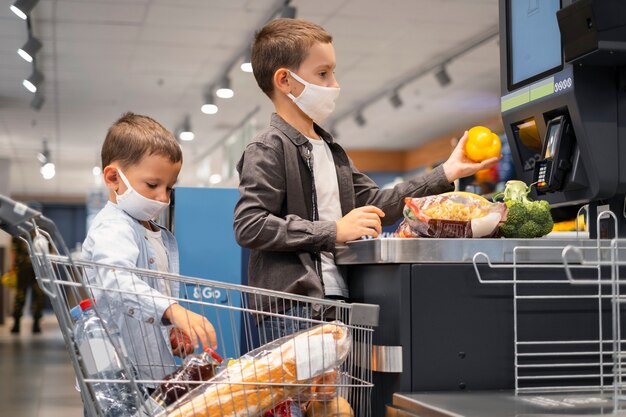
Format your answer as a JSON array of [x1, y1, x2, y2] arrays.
[[287, 70, 340, 124], [115, 169, 169, 221]]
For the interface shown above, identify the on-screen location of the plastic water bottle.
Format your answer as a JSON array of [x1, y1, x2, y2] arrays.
[[75, 299, 137, 417]]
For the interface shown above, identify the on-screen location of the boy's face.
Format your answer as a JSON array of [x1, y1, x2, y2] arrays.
[[287, 41, 339, 94], [104, 153, 181, 204]]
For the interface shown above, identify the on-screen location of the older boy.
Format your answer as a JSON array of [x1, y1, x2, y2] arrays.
[[234, 18, 498, 416], [235, 18, 497, 305], [82, 113, 217, 382]]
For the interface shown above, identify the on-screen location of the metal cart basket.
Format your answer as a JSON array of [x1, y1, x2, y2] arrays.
[[0, 195, 378, 417]]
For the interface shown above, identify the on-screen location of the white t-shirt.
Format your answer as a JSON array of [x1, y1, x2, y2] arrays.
[[145, 228, 172, 297], [307, 137, 349, 298]]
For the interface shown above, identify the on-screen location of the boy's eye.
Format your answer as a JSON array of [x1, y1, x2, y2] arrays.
[[147, 183, 157, 189]]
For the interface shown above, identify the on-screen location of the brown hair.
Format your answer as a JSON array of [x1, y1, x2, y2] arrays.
[[101, 112, 182, 169], [251, 18, 332, 98]]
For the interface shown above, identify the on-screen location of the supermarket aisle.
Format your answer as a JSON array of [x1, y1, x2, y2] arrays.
[[0, 314, 83, 417]]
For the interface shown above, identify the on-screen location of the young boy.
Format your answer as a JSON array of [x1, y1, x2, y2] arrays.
[[82, 112, 217, 383], [234, 18, 498, 314]]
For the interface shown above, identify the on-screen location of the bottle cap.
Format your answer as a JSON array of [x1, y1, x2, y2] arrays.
[[204, 347, 223, 363], [79, 298, 93, 311]]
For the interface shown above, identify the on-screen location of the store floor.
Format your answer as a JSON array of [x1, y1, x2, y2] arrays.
[[0, 314, 83, 417]]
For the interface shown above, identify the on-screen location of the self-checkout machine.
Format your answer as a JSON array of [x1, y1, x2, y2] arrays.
[[380, 0, 626, 415]]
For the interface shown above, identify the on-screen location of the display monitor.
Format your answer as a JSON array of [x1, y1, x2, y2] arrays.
[[507, 0, 562, 90]]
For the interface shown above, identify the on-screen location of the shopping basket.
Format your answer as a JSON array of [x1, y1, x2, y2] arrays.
[[0, 195, 378, 417]]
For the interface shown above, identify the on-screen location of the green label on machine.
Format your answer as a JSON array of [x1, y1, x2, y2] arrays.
[[501, 67, 574, 113]]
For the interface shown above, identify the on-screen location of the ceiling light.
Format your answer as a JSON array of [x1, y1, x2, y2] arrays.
[[216, 77, 234, 99], [355, 112, 366, 127], [10, 0, 38, 20], [92, 166, 101, 176], [37, 139, 49, 163], [390, 90, 403, 108], [40, 162, 55, 180], [435, 66, 451, 87], [23, 69, 43, 93], [201, 91, 218, 114], [178, 115, 194, 141], [17, 36, 42, 63], [240, 51, 253, 73], [201, 104, 218, 115], [209, 174, 222, 185], [30, 92, 44, 110]]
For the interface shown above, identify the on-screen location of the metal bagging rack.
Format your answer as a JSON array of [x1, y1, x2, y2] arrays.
[[472, 210, 626, 413], [0, 195, 378, 417]]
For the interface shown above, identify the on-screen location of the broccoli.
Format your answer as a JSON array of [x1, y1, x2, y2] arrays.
[[494, 180, 554, 238]]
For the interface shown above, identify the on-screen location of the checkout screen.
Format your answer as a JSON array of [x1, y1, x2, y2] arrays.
[[509, 0, 561, 88]]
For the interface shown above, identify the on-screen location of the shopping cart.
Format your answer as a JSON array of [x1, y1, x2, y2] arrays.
[[0, 195, 378, 417]]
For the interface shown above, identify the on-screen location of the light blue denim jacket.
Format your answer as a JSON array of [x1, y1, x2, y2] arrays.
[[82, 201, 180, 381]]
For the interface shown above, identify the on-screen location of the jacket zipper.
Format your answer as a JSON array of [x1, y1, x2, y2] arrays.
[[304, 146, 324, 291]]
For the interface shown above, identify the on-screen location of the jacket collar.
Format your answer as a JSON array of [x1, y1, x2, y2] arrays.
[[270, 113, 335, 146]]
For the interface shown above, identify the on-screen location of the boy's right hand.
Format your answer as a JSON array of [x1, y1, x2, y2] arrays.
[[335, 206, 385, 243], [163, 303, 218, 351]]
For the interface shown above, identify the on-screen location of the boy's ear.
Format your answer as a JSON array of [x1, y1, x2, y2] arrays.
[[102, 165, 120, 192], [273, 68, 291, 96]]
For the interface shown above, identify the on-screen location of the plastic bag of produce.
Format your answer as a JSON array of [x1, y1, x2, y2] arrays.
[[163, 322, 351, 417], [396, 192, 507, 238]]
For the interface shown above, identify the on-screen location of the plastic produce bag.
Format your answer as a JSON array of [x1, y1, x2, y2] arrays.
[[163, 322, 351, 417], [396, 192, 507, 238]]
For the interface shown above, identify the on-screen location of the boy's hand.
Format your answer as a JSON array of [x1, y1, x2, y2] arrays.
[[335, 206, 385, 243], [169, 327, 195, 358], [164, 303, 218, 351], [441, 131, 501, 183]]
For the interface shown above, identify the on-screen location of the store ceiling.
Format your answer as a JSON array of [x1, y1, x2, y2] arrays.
[[0, 0, 501, 199]]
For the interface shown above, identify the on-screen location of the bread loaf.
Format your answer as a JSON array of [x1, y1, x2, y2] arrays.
[[166, 322, 351, 417]]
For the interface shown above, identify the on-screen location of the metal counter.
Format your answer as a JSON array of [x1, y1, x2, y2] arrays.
[[387, 391, 626, 416], [334, 237, 622, 416], [335, 236, 604, 265]]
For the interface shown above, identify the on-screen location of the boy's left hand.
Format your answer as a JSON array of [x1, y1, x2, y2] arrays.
[[169, 327, 195, 358], [442, 131, 500, 183]]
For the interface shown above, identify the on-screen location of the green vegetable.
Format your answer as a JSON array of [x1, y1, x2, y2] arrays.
[[494, 180, 554, 238]]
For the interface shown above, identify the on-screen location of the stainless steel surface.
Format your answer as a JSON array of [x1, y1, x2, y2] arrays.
[[371, 345, 403, 373], [335, 237, 617, 265], [388, 391, 626, 417]]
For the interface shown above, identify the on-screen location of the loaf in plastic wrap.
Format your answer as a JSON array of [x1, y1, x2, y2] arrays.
[[164, 322, 351, 417]]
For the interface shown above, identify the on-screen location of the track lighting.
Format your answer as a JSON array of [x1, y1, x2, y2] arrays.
[[355, 112, 366, 127], [23, 68, 43, 93], [178, 116, 194, 141], [281, 3, 296, 19], [10, 0, 38, 20], [30, 92, 44, 110], [216, 77, 234, 99], [240, 50, 253, 73], [18, 36, 41, 63], [37, 139, 55, 180], [201, 90, 218, 115], [435, 66, 452, 87], [390, 90, 403, 108]]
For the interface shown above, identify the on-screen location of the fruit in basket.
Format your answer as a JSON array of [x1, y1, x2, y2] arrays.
[[465, 126, 501, 162], [494, 180, 553, 238], [306, 396, 354, 417]]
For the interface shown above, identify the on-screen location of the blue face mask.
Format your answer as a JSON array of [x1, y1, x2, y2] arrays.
[[115, 169, 169, 221]]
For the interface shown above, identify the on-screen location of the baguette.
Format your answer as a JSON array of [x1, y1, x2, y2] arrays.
[[166, 322, 350, 417]]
